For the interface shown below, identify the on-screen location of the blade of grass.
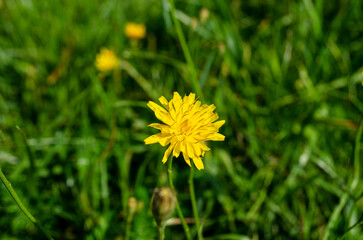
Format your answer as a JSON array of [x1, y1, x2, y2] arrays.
[[0, 169, 54, 240], [322, 120, 363, 240], [302, 0, 322, 39], [119, 59, 159, 101], [167, 0, 202, 99]]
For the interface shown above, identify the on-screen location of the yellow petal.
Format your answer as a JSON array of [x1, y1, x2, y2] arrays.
[[147, 101, 167, 112], [182, 151, 191, 167], [187, 142, 197, 159], [186, 136, 198, 143], [148, 123, 168, 130], [173, 141, 181, 158], [169, 106, 177, 120], [147, 101, 174, 125], [172, 92, 182, 111], [181, 101, 190, 115], [181, 142, 191, 167], [158, 96, 169, 109], [144, 134, 162, 144], [213, 120, 225, 129], [162, 144, 174, 163], [159, 136, 172, 146], [207, 133, 225, 141], [199, 142, 211, 151], [192, 156, 204, 170], [187, 93, 196, 105], [189, 101, 201, 116], [194, 144, 202, 156], [206, 104, 216, 113], [210, 113, 219, 123], [183, 94, 188, 103]]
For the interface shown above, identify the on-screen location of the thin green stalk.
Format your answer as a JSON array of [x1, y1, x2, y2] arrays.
[[189, 165, 203, 240], [15, 126, 37, 197], [157, 224, 165, 240], [167, 158, 192, 240], [0, 169, 54, 240], [124, 209, 133, 240], [168, 0, 203, 99]]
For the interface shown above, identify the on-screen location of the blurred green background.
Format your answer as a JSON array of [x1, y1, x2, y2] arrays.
[[1, 0, 363, 239]]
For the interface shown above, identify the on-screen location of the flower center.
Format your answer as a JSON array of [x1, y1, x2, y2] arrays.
[[170, 119, 192, 137]]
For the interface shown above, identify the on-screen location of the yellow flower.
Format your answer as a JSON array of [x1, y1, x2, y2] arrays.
[[95, 48, 119, 72], [125, 23, 146, 39], [144, 92, 225, 170]]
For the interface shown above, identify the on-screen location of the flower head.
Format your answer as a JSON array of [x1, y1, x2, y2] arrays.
[[145, 92, 225, 170], [125, 23, 146, 39], [95, 48, 119, 72]]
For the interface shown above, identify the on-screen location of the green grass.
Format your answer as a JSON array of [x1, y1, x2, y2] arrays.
[[1, 0, 363, 239]]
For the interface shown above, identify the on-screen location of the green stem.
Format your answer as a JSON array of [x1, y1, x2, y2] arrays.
[[157, 223, 165, 240], [168, 0, 203, 99], [124, 210, 133, 240], [0, 169, 54, 240], [167, 158, 192, 240], [189, 165, 203, 240]]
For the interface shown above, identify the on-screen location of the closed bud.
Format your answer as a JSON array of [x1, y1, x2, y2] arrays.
[[199, 8, 209, 24], [151, 187, 176, 225]]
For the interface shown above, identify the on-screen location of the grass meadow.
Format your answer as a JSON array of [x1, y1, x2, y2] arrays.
[[1, 0, 363, 239]]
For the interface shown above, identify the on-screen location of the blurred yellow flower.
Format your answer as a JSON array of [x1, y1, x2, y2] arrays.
[[95, 48, 119, 72], [145, 92, 225, 170], [125, 23, 146, 39]]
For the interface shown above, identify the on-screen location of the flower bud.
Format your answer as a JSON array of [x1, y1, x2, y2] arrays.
[[151, 187, 176, 225], [199, 8, 209, 24]]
